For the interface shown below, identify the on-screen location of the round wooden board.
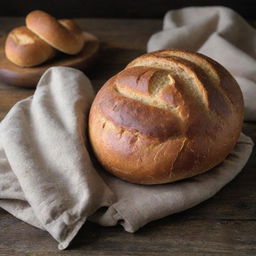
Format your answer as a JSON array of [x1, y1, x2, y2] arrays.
[[0, 32, 99, 88]]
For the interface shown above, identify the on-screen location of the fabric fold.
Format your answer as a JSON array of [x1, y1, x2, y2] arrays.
[[0, 67, 115, 249], [147, 6, 256, 121]]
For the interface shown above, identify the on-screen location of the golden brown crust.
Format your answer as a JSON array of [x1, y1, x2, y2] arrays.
[[26, 10, 84, 54], [89, 49, 244, 185], [5, 26, 56, 67]]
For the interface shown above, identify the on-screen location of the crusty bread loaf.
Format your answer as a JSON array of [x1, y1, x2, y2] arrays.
[[88, 49, 244, 185], [26, 10, 84, 54], [5, 26, 56, 67]]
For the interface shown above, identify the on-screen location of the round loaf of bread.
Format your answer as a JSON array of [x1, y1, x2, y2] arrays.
[[5, 26, 56, 67], [26, 10, 84, 54], [89, 49, 244, 185]]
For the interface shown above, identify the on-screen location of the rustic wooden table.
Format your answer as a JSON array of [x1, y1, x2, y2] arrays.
[[0, 18, 255, 256]]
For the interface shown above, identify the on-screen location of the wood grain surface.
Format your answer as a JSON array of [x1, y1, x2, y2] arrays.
[[0, 31, 99, 87], [0, 17, 255, 256]]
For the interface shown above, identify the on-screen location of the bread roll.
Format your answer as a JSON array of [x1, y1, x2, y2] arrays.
[[5, 26, 56, 67], [89, 49, 244, 185], [26, 10, 84, 54]]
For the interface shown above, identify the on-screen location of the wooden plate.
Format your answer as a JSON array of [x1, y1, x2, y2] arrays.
[[0, 32, 99, 88]]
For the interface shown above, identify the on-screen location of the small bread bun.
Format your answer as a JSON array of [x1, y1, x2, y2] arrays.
[[26, 10, 84, 54], [5, 26, 56, 67], [89, 49, 244, 185]]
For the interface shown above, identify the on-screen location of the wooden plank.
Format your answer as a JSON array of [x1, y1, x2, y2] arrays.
[[0, 210, 255, 255]]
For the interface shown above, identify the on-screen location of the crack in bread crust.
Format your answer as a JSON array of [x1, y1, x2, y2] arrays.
[[153, 50, 234, 115], [153, 50, 221, 87], [97, 78, 185, 141], [115, 67, 186, 123], [127, 55, 210, 111]]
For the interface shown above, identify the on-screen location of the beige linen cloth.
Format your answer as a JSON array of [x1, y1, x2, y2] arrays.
[[0, 67, 253, 250], [0, 6, 255, 250], [148, 6, 256, 121]]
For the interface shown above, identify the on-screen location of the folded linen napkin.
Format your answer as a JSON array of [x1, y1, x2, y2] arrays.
[[0, 67, 253, 250], [147, 6, 256, 121]]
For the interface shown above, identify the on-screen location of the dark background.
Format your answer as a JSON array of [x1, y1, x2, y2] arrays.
[[0, 0, 255, 19]]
